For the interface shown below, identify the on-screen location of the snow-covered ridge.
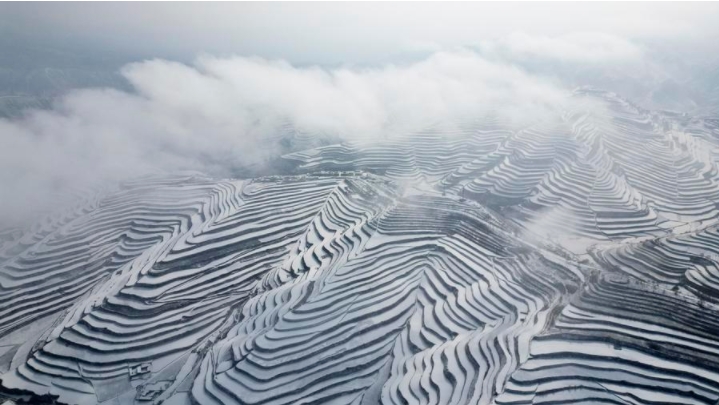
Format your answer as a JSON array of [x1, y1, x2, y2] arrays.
[[2, 92, 719, 404]]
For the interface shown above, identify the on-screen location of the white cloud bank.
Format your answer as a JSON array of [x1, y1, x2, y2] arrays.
[[0, 40, 627, 227], [481, 32, 643, 64]]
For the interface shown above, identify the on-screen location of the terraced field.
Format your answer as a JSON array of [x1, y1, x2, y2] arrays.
[[2, 91, 719, 404]]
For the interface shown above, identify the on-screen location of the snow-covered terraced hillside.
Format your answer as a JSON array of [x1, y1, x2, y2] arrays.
[[2, 91, 719, 404]]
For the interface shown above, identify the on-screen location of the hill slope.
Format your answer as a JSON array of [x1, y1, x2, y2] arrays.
[[2, 92, 719, 405]]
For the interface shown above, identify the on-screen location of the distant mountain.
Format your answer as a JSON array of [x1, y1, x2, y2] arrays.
[[0, 37, 130, 118]]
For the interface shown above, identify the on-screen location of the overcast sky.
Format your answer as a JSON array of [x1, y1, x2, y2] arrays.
[[2, 2, 719, 65]]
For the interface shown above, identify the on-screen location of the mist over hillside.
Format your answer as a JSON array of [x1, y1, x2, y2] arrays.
[[2, 3, 719, 405]]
